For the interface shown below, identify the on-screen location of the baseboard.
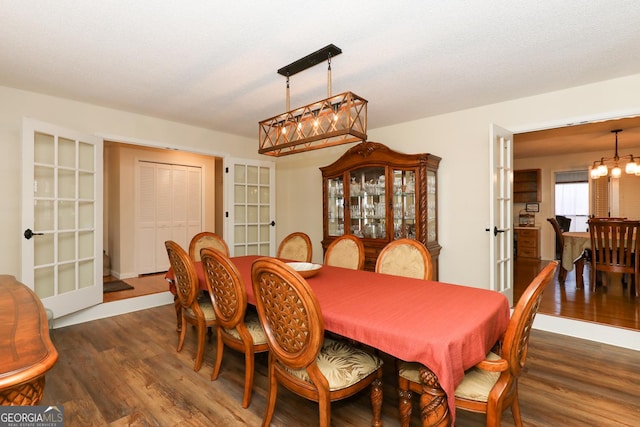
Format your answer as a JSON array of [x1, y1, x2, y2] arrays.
[[52, 291, 174, 329], [534, 313, 640, 351]]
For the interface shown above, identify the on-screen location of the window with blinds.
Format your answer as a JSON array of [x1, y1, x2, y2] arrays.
[[554, 170, 589, 231]]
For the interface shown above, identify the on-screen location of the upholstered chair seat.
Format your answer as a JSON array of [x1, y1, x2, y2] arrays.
[[222, 311, 267, 345], [281, 337, 383, 391]]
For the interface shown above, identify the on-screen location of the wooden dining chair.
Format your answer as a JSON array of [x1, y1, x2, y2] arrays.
[[251, 257, 384, 427], [587, 218, 639, 296], [324, 235, 365, 270], [397, 261, 558, 427], [276, 232, 312, 262], [189, 231, 229, 261], [546, 217, 568, 282], [375, 238, 433, 280], [165, 240, 217, 372], [200, 247, 268, 408]]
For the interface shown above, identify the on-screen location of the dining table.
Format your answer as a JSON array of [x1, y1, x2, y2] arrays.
[[561, 231, 590, 289], [167, 256, 510, 426]]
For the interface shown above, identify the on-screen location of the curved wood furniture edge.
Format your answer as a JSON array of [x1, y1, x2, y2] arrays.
[[0, 275, 58, 405]]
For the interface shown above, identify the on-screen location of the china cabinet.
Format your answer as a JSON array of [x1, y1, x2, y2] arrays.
[[320, 141, 441, 276]]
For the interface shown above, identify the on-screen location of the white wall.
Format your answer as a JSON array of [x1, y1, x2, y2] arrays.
[[0, 85, 259, 280]]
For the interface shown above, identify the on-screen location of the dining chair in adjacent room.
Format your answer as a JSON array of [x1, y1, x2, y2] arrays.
[[546, 217, 568, 282], [587, 218, 639, 296], [200, 247, 268, 408], [324, 235, 365, 270], [165, 240, 217, 372], [276, 232, 312, 262], [251, 257, 384, 427], [397, 261, 558, 427], [375, 238, 433, 280], [189, 231, 229, 261]]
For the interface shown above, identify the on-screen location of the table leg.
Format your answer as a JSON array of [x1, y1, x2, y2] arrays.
[[575, 257, 585, 289], [418, 366, 451, 426]]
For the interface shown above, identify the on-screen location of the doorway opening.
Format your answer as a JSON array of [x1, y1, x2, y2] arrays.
[[103, 141, 224, 303]]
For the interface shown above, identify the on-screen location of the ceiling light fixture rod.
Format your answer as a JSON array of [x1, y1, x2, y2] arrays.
[[277, 44, 342, 77]]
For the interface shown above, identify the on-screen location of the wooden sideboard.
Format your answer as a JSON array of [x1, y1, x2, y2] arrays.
[[0, 275, 58, 405], [515, 227, 540, 259]]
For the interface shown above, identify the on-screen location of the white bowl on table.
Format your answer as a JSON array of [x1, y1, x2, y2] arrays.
[[286, 262, 323, 278]]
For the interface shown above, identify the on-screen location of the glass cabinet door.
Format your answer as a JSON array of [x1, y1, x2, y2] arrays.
[[426, 169, 437, 243], [349, 166, 386, 239], [326, 176, 344, 236], [392, 169, 416, 239]]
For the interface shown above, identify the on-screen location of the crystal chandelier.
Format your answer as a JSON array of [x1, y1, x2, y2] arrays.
[[258, 44, 367, 157], [590, 129, 640, 179]]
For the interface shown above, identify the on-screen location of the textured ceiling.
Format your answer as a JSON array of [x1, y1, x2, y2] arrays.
[[2, 1, 640, 155]]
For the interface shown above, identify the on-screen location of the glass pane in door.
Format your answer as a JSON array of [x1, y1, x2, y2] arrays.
[[327, 177, 344, 236], [350, 167, 385, 239], [392, 169, 416, 239]]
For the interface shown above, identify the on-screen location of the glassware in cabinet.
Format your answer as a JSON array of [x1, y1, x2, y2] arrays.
[[349, 166, 385, 239], [326, 176, 344, 236], [392, 169, 417, 239]]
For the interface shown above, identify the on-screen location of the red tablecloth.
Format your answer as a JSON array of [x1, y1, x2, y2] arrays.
[[238, 256, 509, 421], [167, 256, 510, 421]]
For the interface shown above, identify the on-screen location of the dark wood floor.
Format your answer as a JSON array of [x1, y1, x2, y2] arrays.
[[42, 303, 640, 426]]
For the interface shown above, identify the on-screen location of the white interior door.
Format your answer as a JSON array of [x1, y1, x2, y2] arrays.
[[224, 157, 275, 256], [21, 118, 103, 319], [489, 124, 514, 305]]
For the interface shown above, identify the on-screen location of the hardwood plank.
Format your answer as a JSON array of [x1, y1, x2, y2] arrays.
[[41, 304, 640, 426]]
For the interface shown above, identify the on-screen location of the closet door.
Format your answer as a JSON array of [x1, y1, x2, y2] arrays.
[[136, 161, 202, 274]]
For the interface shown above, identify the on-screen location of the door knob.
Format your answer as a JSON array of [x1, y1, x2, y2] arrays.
[[24, 228, 44, 240]]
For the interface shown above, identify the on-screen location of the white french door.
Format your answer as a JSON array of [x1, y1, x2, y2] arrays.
[[489, 124, 514, 305], [21, 118, 103, 318], [224, 157, 276, 256]]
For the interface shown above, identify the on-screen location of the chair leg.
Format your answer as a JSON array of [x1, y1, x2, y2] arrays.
[[193, 321, 206, 372], [318, 391, 331, 427], [511, 390, 523, 427], [242, 346, 255, 408], [177, 314, 187, 352], [262, 357, 278, 427], [398, 378, 413, 427], [211, 329, 224, 381], [371, 375, 383, 427]]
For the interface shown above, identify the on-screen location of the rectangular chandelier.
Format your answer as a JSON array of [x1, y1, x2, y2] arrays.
[[258, 44, 368, 157], [258, 91, 367, 156]]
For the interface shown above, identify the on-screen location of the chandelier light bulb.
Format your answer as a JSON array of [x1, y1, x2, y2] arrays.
[[611, 165, 622, 178], [597, 163, 608, 176], [590, 167, 600, 179], [625, 161, 638, 174]]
